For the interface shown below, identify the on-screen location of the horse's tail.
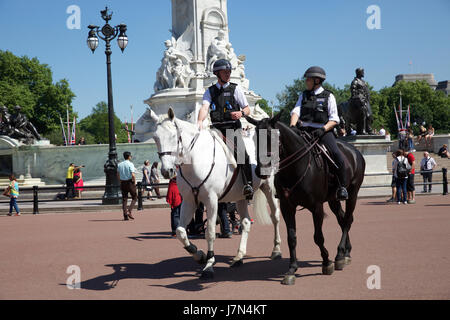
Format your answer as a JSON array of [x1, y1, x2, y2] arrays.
[[252, 188, 272, 225]]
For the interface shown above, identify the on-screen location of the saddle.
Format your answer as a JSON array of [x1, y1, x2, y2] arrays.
[[296, 129, 337, 170], [291, 128, 340, 190], [209, 129, 237, 168]]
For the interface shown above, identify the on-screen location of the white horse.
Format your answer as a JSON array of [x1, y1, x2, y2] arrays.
[[150, 107, 281, 279]]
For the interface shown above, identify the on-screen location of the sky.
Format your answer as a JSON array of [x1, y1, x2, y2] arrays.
[[1, 0, 449, 122]]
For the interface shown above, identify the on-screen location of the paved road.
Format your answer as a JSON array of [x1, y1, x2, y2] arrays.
[[1, 195, 449, 299]]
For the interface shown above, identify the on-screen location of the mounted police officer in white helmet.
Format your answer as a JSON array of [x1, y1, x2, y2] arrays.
[[289, 66, 349, 200], [197, 59, 254, 199]]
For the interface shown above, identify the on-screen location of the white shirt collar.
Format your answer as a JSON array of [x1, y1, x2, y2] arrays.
[[215, 82, 230, 89], [313, 86, 324, 95]]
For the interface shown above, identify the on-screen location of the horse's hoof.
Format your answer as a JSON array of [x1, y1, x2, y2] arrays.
[[322, 262, 335, 275], [335, 259, 346, 271], [345, 257, 352, 265], [230, 259, 244, 268], [270, 252, 282, 260], [200, 268, 214, 280], [194, 250, 206, 265], [281, 275, 296, 285]]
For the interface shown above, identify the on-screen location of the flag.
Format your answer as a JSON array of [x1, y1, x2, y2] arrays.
[[70, 116, 76, 145], [59, 115, 67, 146], [66, 108, 70, 145], [125, 121, 131, 143], [130, 105, 134, 143]]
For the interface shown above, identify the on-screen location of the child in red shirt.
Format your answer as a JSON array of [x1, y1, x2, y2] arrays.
[[166, 176, 182, 236]]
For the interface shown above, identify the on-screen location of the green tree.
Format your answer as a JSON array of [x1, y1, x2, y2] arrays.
[[0, 50, 76, 134], [256, 98, 273, 116], [275, 79, 350, 123], [78, 101, 128, 144], [43, 127, 95, 146], [377, 80, 450, 136]]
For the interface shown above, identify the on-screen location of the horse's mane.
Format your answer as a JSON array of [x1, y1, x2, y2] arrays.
[[275, 121, 307, 147]]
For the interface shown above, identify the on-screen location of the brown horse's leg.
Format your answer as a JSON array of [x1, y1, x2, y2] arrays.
[[280, 199, 298, 285], [312, 204, 334, 275], [328, 200, 348, 270], [343, 189, 357, 265]]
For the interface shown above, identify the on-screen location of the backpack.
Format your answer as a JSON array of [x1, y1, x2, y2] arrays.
[[397, 157, 410, 178]]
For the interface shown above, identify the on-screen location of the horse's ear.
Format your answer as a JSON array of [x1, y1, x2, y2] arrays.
[[245, 116, 259, 126], [270, 110, 283, 126], [168, 107, 175, 121], [147, 107, 159, 122]]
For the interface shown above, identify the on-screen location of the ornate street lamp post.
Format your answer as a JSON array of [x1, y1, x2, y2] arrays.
[[87, 7, 128, 204]]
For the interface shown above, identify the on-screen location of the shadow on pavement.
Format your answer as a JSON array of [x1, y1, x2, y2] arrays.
[[363, 201, 392, 206], [89, 219, 125, 222], [425, 204, 450, 207], [128, 231, 174, 240], [66, 256, 323, 292]]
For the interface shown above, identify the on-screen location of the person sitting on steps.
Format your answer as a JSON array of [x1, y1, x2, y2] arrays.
[[289, 66, 349, 200]]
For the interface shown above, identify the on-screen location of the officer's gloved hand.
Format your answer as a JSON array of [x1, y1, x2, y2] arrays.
[[311, 127, 325, 140]]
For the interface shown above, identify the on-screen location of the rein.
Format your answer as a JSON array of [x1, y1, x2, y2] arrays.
[[170, 122, 216, 207]]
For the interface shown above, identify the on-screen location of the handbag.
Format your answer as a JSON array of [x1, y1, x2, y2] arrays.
[[2, 187, 10, 197]]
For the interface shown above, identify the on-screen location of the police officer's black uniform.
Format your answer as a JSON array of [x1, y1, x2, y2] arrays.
[[292, 66, 349, 200], [207, 59, 254, 199]]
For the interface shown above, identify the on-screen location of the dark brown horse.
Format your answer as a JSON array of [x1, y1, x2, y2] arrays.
[[247, 114, 365, 285]]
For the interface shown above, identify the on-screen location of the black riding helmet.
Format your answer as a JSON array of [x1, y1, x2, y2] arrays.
[[213, 59, 232, 73], [213, 59, 232, 83], [303, 66, 326, 83]]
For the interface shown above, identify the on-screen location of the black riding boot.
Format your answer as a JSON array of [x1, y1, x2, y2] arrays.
[[320, 131, 349, 200], [241, 163, 254, 199]]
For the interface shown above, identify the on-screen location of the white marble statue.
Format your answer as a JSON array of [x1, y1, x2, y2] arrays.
[[206, 30, 239, 74], [154, 24, 195, 91]]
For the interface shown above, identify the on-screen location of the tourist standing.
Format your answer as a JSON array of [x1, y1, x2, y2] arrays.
[[405, 150, 416, 204], [150, 162, 161, 199], [141, 160, 152, 200], [7, 174, 20, 216], [166, 175, 182, 236], [65, 163, 83, 199], [420, 152, 437, 193], [393, 149, 411, 204], [217, 202, 233, 238], [407, 128, 415, 152], [73, 167, 84, 199], [117, 151, 137, 221], [378, 126, 386, 136], [387, 152, 397, 202]]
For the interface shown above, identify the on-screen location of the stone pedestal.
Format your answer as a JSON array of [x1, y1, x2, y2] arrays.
[[340, 135, 392, 186]]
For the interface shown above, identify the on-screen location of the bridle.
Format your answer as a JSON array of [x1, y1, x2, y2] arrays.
[[257, 124, 320, 202], [157, 121, 215, 207], [156, 122, 200, 160]]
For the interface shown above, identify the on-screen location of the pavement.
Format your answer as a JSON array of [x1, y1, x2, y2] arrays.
[[0, 195, 449, 299]]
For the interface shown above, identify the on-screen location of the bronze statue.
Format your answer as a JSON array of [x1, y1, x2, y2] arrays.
[[0, 105, 42, 143], [338, 68, 374, 135]]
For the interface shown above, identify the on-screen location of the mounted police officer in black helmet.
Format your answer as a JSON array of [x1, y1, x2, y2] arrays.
[[197, 59, 254, 199], [289, 66, 349, 200]]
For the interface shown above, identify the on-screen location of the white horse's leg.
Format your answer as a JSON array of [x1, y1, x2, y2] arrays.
[[200, 196, 218, 279], [176, 201, 206, 264], [261, 181, 282, 259], [231, 199, 251, 267]]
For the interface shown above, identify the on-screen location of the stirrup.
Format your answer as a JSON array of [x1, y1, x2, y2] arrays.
[[243, 184, 254, 200]]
